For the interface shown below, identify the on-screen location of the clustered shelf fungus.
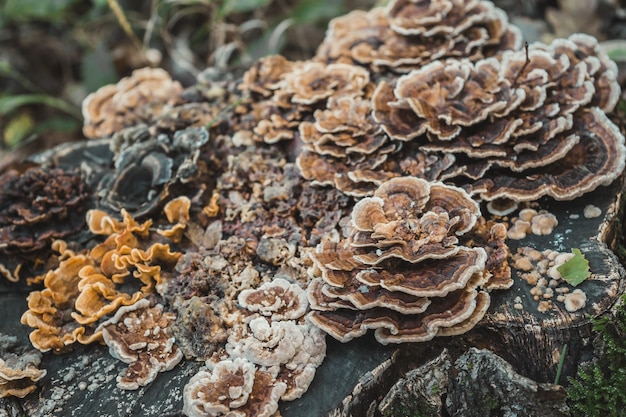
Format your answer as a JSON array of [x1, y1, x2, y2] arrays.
[[315, 0, 521, 74], [0, 167, 89, 281], [2, 0, 625, 414], [372, 33, 624, 202], [237, 0, 625, 202], [20, 209, 181, 353], [0, 335, 46, 399], [183, 278, 326, 417], [97, 298, 183, 390], [306, 177, 502, 344]]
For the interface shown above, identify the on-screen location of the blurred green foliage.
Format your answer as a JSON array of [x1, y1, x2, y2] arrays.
[[567, 295, 626, 417], [0, 0, 375, 152]]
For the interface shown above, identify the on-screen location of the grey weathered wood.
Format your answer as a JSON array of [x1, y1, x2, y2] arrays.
[[479, 178, 626, 382]]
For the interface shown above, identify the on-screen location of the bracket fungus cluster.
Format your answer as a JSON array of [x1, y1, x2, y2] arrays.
[[82, 67, 183, 138], [0, 335, 46, 399], [183, 278, 325, 416], [306, 177, 502, 344], [20, 208, 181, 353], [371, 33, 625, 202], [315, 0, 521, 74], [95, 125, 210, 218], [234, 0, 624, 203], [97, 298, 183, 390], [237, 56, 374, 146], [3, 0, 626, 413], [0, 166, 89, 281]]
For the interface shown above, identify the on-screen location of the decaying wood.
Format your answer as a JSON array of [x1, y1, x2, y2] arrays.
[[1, 176, 624, 416], [479, 177, 625, 382]]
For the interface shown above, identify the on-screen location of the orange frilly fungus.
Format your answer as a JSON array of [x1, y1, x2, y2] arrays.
[[21, 209, 181, 353]]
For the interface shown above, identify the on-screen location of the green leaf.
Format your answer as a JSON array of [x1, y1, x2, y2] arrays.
[[0, 94, 81, 119], [2, 0, 78, 23], [217, 0, 272, 19], [3, 112, 35, 148], [81, 42, 118, 93], [291, 0, 344, 24], [557, 248, 590, 287], [608, 48, 626, 61]]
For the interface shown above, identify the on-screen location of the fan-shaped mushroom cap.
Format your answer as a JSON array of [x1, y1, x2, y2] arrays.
[[97, 299, 183, 390], [369, 33, 625, 202], [20, 245, 101, 353], [157, 196, 191, 242], [239, 55, 298, 97], [0, 167, 89, 281], [21, 208, 181, 353], [96, 126, 209, 218], [183, 357, 287, 417], [315, 0, 521, 74], [237, 278, 308, 321], [309, 273, 489, 344], [307, 177, 490, 344], [473, 108, 626, 201], [82, 67, 183, 139], [0, 349, 46, 398]]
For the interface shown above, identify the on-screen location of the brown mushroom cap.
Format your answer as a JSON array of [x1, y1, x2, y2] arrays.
[[308, 273, 489, 344], [472, 108, 626, 201], [0, 346, 46, 399], [183, 358, 287, 417], [97, 299, 183, 390], [0, 167, 89, 264], [307, 177, 491, 343], [355, 247, 487, 297], [369, 33, 625, 202], [82, 67, 183, 139], [315, 0, 521, 74], [237, 278, 308, 321]]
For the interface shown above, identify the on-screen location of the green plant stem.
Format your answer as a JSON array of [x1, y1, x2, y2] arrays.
[[107, 0, 144, 51], [554, 344, 567, 385]]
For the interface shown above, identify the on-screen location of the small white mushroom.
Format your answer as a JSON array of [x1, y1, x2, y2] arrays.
[[563, 289, 587, 312]]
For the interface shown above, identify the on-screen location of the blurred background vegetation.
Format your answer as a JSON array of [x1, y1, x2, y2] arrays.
[[0, 0, 382, 167], [0, 0, 624, 169]]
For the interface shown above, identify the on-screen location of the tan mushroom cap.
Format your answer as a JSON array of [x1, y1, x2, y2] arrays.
[[20, 248, 102, 353], [355, 247, 487, 297], [283, 62, 370, 105], [308, 273, 489, 344], [0, 349, 47, 398], [82, 67, 183, 139], [369, 33, 624, 202], [22, 208, 181, 353], [237, 278, 308, 321], [183, 357, 287, 417], [308, 277, 432, 314], [157, 196, 191, 242], [543, 33, 620, 113], [348, 178, 480, 264], [474, 108, 626, 201], [436, 290, 490, 336], [225, 316, 325, 374], [316, 0, 521, 73], [239, 54, 298, 97], [97, 299, 183, 390], [307, 177, 492, 343], [315, 8, 393, 67], [277, 342, 326, 400], [372, 81, 426, 141]]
